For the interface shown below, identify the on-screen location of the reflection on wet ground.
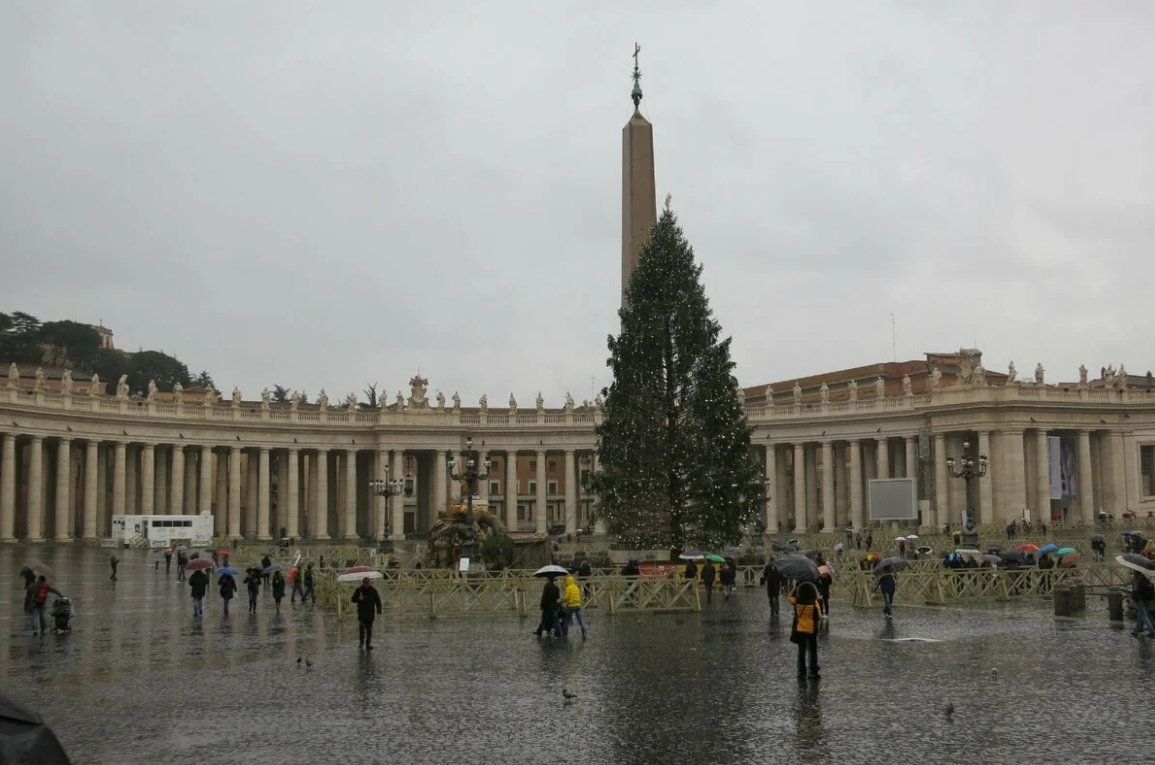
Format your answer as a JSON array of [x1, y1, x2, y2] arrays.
[[3, 547, 1150, 764]]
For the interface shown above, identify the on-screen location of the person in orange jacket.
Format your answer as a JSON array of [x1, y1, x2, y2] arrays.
[[788, 582, 824, 680]]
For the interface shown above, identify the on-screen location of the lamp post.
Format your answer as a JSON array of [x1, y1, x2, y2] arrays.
[[946, 440, 988, 548], [368, 464, 414, 553], [448, 437, 491, 565]]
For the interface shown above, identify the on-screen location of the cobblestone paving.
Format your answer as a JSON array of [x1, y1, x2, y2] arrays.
[[2, 548, 1150, 765]]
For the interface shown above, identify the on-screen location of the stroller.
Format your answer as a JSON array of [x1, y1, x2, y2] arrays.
[[50, 596, 73, 633]]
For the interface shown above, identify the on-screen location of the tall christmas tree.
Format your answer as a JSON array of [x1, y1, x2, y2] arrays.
[[593, 200, 764, 553]]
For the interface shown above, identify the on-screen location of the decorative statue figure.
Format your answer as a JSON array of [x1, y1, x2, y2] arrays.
[[116, 374, 129, 399], [929, 367, 942, 391], [973, 364, 986, 386], [395, 391, 404, 408], [317, 388, 329, 409], [231, 387, 242, 406], [902, 374, 912, 396], [34, 368, 45, 391], [763, 385, 774, 405], [436, 390, 446, 410], [1007, 361, 1017, 384], [289, 390, 300, 410], [509, 393, 518, 416], [203, 387, 218, 406], [452, 391, 461, 411], [1118, 364, 1128, 389], [594, 393, 604, 412], [260, 388, 271, 408], [146, 379, 157, 401], [61, 369, 73, 395], [847, 379, 858, 401], [875, 377, 885, 399], [956, 348, 976, 385], [1078, 365, 1088, 387], [536, 392, 544, 413], [6, 363, 17, 388], [1034, 363, 1045, 385], [408, 375, 430, 409], [346, 392, 357, 409], [173, 381, 183, 403], [564, 392, 574, 412], [819, 382, 829, 404], [90, 373, 100, 396], [479, 394, 488, 413], [792, 381, 803, 404], [736, 386, 745, 408]]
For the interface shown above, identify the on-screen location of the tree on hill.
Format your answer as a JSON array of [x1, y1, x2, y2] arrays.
[[39, 320, 101, 368], [193, 371, 215, 390], [590, 201, 764, 553], [361, 381, 379, 409], [272, 385, 291, 403], [0, 311, 45, 364], [94, 349, 192, 395]]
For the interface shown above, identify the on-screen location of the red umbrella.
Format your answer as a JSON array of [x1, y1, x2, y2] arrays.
[[185, 558, 213, 571]]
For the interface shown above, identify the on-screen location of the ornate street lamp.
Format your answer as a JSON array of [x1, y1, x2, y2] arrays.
[[449, 437, 491, 565], [368, 464, 414, 552], [946, 440, 988, 548]]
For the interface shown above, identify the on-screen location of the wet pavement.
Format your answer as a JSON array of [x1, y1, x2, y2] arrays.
[[2, 547, 1151, 765]]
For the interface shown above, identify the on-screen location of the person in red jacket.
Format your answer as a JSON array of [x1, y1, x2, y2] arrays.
[[25, 575, 63, 636]]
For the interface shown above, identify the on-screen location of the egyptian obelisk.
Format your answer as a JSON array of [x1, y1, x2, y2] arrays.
[[621, 44, 657, 308]]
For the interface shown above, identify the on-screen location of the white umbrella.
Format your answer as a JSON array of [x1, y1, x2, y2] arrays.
[[894, 536, 906, 542], [533, 564, 569, 578], [337, 570, 383, 583], [678, 551, 705, 561], [906, 534, 919, 540]]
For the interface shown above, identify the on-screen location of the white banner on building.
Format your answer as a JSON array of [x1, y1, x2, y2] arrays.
[[1060, 439, 1077, 499], [1048, 436, 1063, 500]]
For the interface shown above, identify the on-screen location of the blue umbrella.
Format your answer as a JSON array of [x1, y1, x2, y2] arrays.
[[216, 567, 238, 577], [1038, 543, 1058, 555], [263, 564, 285, 573]]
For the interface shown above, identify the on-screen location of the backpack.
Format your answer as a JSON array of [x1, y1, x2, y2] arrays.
[[1139, 576, 1155, 603], [35, 583, 49, 605]]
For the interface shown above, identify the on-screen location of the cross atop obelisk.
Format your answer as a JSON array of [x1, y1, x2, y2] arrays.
[[631, 43, 643, 108], [621, 43, 657, 308]]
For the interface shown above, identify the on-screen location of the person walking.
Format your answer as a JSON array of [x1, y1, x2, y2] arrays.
[[701, 560, 717, 604], [218, 570, 238, 616], [534, 575, 561, 638], [260, 555, 273, 587], [189, 567, 209, 617], [877, 566, 897, 618], [301, 564, 316, 604], [164, 547, 173, 575], [1130, 571, 1155, 639], [561, 575, 587, 639], [176, 550, 188, 581], [351, 577, 383, 650], [720, 562, 735, 601], [788, 582, 823, 680], [25, 575, 63, 636], [761, 561, 783, 615], [683, 559, 698, 583], [289, 565, 305, 603], [816, 570, 832, 620], [243, 569, 261, 614], [271, 571, 286, 614], [109, 554, 119, 581], [577, 558, 592, 600], [865, 531, 873, 551]]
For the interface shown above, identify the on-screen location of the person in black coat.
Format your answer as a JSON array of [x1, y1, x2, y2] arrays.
[[534, 576, 561, 638], [218, 573, 238, 616], [816, 572, 832, 619], [760, 562, 783, 614], [351, 578, 383, 649], [701, 561, 717, 604], [189, 569, 209, 617]]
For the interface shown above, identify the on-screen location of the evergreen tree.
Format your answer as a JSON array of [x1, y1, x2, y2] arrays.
[[592, 202, 763, 553]]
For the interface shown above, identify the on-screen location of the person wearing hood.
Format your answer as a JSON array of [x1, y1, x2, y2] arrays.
[[188, 567, 210, 617], [535, 575, 561, 638], [218, 571, 238, 616], [701, 560, 717, 604], [562, 575, 587, 639], [760, 561, 783, 614], [26, 575, 63, 636], [351, 577, 383, 650], [788, 581, 823, 680]]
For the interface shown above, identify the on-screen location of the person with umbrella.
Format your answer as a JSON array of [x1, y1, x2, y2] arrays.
[[188, 565, 210, 617], [1090, 535, 1106, 562], [270, 568, 286, 614], [816, 567, 832, 620], [1130, 571, 1155, 639], [701, 558, 717, 604], [163, 546, 173, 575], [760, 559, 783, 615], [788, 581, 823, 680], [218, 568, 238, 616], [243, 568, 261, 614], [877, 565, 897, 618], [176, 548, 188, 581], [534, 574, 562, 638], [351, 577, 383, 650], [19, 565, 36, 590], [25, 575, 64, 636], [289, 565, 305, 603]]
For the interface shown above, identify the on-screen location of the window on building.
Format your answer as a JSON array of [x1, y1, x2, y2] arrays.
[[548, 460, 556, 472], [548, 480, 558, 495], [1142, 445, 1155, 497], [490, 480, 501, 496], [529, 460, 536, 471], [517, 504, 528, 521], [528, 480, 536, 495]]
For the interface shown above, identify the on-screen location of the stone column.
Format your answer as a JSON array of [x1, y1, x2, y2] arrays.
[[479, 451, 490, 504], [933, 434, 948, 530], [199, 446, 213, 518], [1109, 432, 1128, 515], [96, 445, 108, 535], [140, 443, 155, 516], [27, 436, 44, 540], [1002, 430, 1028, 520], [1078, 430, 1094, 525], [820, 441, 834, 532], [113, 441, 127, 520], [258, 447, 271, 540], [374, 449, 388, 540], [764, 444, 777, 534], [245, 451, 259, 537], [54, 438, 71, 540], [0, 434, 15, 541], [286, 449, 300, 538], [536, 450, 547, 534], [804, 446, 818, 528], [1035, 430, 1050, 522], [506, 451, 518, 531], [154, 446, 168, 516], [169, 446, 184, 516], [83, 440, 98, 538], [314, 450, 329, 539], [183, 450, 197, 514], [775, 445, 788, 533], [849, 440, 863, 529], [449, 456, 462, 503], [228, 446, 242, 537], [125, 445, 137, 515], [564, 449, 577, 534], [793, 443, 806, 533], [905, 436, 917, 479], [978, 431, 994, 525], [877, 438, 890, 480], [214, 449, 227, 526], [390, 449, 405, 541], [833, 443, 847, 527], [344, 449, 357, 540]]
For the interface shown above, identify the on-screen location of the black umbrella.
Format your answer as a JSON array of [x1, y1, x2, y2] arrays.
[[0, 693, 72, 764], [1118, 553, 1155, 573], [1090, 534, 1105, 543], [775, 554, 820, 583], [873, 557, 909, 574], [999, 550, 1022, 562]]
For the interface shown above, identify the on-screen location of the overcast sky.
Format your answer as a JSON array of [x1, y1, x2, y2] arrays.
[[3, 2, 1153, 403]]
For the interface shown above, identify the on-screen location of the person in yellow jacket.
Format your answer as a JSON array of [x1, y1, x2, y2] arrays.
[[788, 582, 823, 680], [561, 575, 588, 639]]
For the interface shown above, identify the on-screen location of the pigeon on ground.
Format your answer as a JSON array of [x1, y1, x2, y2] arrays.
[[562, 688, 577, 701], [305, 658, 313, 668], [990, 668, 998, 680], [944, 703, 954, 719], [296, 657, 302, 665]]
